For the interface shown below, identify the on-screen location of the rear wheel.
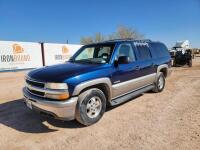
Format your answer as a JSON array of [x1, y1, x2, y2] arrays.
[[152, 72, 165, 93], [188, 59, 192, 67], [75, 88, 106, 126], [173, 59, 176, 67]]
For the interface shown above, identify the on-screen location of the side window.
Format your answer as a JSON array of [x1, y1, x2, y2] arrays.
[[97, 47, 112, 59], [149, 43, 170, 58], [159, 43, 170, 57], [116, 43, 135, 62], [136, 45, 151, 60]]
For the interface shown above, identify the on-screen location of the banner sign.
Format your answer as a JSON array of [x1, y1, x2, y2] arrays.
[[0, 41, 43, 71], [43, 43, 82, 66]]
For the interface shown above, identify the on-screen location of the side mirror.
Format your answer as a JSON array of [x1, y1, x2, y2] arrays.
[[118, 56, 130, 64]]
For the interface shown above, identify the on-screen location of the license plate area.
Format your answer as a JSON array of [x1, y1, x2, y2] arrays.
[[25, 99, 32, 109]]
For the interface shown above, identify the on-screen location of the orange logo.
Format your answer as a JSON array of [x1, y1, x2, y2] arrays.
[[62, 46, 69, 54], [13, 44, 24, 54]]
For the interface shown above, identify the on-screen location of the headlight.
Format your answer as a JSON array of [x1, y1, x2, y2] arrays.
[[45, 93, 69, 100], [45, 83, 68, 90]]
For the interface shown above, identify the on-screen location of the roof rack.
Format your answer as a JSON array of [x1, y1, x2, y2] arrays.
[[133, 39, 152, 42], [105, 38, 151, 42]]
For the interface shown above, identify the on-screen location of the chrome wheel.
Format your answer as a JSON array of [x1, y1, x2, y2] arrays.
[[158, 76, 164, 90], [86, 96, 102, 118]]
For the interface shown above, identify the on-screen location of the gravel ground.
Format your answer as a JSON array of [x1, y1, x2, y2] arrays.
[[0, 58, 200, 150]]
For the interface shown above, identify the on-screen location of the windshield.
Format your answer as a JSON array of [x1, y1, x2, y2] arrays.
[[70, 44, 115, 64]]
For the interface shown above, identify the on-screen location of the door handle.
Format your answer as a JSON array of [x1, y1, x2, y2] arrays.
[[135, 66, 140, 70]]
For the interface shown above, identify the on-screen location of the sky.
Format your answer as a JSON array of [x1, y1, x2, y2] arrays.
[[0, 0, 200, 48]]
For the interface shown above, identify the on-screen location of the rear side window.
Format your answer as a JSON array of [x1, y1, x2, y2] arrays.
[[149, 43, 170, 58], [135, 45, 151, 61]]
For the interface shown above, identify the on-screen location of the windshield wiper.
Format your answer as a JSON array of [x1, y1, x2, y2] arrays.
[[74, 59, 104, 64], [68, 59, 74, 62], [72, 59, 92, 63]]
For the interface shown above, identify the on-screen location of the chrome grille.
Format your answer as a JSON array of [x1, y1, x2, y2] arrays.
[[26, 79, 45, 88], [27, 88, 45, 97], [25, 77, 45, 98]]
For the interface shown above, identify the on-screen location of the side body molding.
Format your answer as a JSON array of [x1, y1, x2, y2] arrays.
[[111, 73, 156, 99], [72, 78, 113, 101]]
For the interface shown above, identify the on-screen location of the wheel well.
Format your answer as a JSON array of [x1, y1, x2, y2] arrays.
[[159, 68, 168, 78], [78, 83, 111, 103]]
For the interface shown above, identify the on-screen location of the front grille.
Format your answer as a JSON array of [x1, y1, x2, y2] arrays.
[[25, 77, 45, 98], [26, 79, 45, 88], [170, 52, 176, 57], [27, 88, 45, 97]]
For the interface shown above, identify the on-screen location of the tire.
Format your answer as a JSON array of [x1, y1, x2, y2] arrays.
[[192, 54, 195, 59], [188, 59, 192, 67], [75, 88, 106, 126], [152, 72, 165, 93], [173, 59, 176, 67]]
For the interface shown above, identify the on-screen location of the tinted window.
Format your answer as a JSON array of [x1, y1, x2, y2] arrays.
[[116, 43, 135, 62], [149, 43, 170, 58], [136, 45, 151, 60]]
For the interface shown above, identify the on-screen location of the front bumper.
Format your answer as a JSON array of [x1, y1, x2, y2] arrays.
[[23, 87, 78, 120]]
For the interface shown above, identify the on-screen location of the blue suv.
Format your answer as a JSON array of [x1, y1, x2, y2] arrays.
[[23, 39, 171, 125]]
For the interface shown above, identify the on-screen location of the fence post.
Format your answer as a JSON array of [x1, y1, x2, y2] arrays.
[[40, 42, 45, 66]]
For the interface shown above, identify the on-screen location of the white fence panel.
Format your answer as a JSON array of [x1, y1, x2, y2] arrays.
[[43, 43, 82, 66], [0, 41, 43, 71]]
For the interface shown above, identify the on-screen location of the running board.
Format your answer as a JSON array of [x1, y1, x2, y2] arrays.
[[110, 85, 155, 106]]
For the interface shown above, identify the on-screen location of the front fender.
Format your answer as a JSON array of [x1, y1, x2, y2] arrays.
[[72, 78, 112, 100]]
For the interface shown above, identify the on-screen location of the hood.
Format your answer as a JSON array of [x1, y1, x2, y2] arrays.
[[28, 62, 101, 82]]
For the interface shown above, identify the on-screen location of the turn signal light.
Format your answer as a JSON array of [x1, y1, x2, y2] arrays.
[[45, 93, 69, 100]]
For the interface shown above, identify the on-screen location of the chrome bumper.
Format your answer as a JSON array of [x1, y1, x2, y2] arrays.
[[23, 87, 78, 120]]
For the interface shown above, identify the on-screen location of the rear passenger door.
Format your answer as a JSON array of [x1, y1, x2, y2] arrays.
[[133, 43, 157, 87]]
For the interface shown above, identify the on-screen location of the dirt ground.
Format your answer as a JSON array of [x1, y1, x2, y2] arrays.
[[0, 58, 200, 150]]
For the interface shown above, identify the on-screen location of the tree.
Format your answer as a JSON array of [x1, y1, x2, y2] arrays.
[[80, 37, 93, 45], [111, 25, 144, 40], [80, 25, 144, 44], [80, 33, 105, 45], [94, 32, 105, 42]]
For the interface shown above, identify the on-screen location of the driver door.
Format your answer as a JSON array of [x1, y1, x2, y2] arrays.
[[111, 43, 141, 98]]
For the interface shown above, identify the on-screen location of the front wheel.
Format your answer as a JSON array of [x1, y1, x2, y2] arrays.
[[75, 88, 106, 126], [152, 72, 165, 93], [173, 59, 176, 67]]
